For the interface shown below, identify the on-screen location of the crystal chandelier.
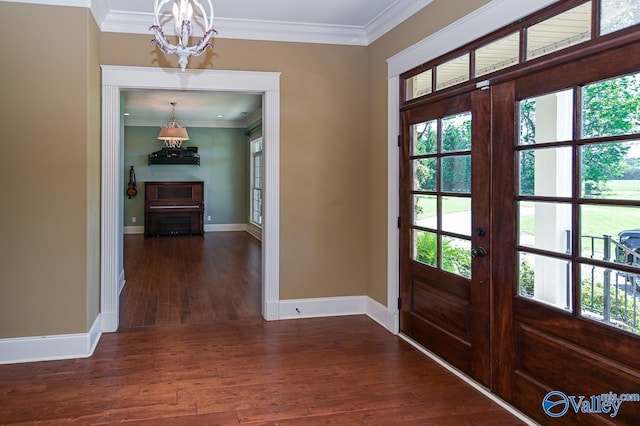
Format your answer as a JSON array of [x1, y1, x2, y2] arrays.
[[150, 0, 217, 72], [158, 102, 189, 148]]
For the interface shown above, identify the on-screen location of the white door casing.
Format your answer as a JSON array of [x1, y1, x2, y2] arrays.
[[100, 66, 281, 331]]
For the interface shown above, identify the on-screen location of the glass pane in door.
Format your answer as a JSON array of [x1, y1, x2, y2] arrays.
[[580, 263, 640, 336], [442, 196, 471, 236], [442, 112, 472, 152], [518, 252, 572, 311], [518, 201, 572, 254], [413, 158, 437, 191], [413, 229, 438, 267], [442, 236, 471, 278], [441, 155, 471, 193], [600, 0, 640, 36], [413, 194, 437, 229], [411, 120, 437, 155]]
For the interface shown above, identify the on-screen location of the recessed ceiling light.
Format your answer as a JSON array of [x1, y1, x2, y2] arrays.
[[216, 114, 223, 118], [124, 112, 130, 116]]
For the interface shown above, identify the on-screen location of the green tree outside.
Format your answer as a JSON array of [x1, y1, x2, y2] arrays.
[[519, 74, 640, 196]]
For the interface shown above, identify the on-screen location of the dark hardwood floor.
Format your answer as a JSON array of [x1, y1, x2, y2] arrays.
[[0, 233, 528, 425], [120, 233, 262, 328]]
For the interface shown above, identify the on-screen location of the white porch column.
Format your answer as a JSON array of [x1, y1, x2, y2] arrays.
[[533, 91, 572, 308]]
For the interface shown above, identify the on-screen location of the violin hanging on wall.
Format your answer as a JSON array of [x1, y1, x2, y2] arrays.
[[126, 166, 137, 199]]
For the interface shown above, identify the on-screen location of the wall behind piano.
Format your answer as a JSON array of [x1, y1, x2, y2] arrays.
[[124, 126, 249, 230]]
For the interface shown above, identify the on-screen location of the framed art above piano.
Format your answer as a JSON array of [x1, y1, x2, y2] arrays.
[[144, 181, 204, 236]]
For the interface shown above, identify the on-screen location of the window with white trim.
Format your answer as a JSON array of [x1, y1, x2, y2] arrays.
[[250, 137, 263, 226]]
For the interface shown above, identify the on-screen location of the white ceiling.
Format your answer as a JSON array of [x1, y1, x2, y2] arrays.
[[123, 90, 263, 128], [108, 0, 401, 27]]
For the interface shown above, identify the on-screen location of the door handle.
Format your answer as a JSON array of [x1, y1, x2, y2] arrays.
[[471, 247, 487, 258]]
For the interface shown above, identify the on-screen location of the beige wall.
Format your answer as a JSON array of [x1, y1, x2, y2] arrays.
[[102, 35, 370, 300], [0, 0, 493, 340], [365, 0, 493, 304], [0, 3, 100, 338], [86, 8, 101, 328]]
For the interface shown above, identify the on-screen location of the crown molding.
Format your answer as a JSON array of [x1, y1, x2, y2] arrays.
[[90, 0, 108, 26], [5, 0, 434, 46], [100, 11, 370, 45], [214, 18, 368, 46], [124, 117, 249, 128], [98, 0, 433, 46], [0, 0, 89, 6], [365, 0, 434, 44], [2, 0, 109, 28], [124, 106, 262, 128], [245, 109, 262, 127]]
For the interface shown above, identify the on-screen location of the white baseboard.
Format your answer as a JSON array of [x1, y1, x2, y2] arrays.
[[246, 223, 262, 241], [124, 225, 144, 234], [264, 301, 280, 321], [205, 223, 247, 232], [0, 315, 102, 365], [278, 296, 396, 333], [118, 269, 125, 295], [365, 297, 398, 332], [279, 296, 366, 319], [398, 334, 537, 426], [88, 315, 102, 356], [124, 224, 249, 234]]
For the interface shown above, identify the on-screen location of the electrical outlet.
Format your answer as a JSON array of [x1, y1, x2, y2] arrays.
[[131, 217, 136, 223]]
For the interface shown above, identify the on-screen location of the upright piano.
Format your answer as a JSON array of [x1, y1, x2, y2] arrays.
[[144, 181, 204, 236]]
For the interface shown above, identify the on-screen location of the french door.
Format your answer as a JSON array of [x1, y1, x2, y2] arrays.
[[491, 44, 640, 425], [400, 42, 640, 424], [399, 88, 492, 385]]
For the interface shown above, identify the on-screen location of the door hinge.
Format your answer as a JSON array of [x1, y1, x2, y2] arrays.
[[397, 134, 401, 147], [397, 297, 402, 310], [397, 216, 401, 228]]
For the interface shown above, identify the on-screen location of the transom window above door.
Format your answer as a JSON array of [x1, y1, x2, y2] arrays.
[[402, 0, 640, 102]]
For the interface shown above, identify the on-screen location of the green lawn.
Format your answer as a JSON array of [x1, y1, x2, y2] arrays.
[[520, 204, 639, 238], [519, 180, 640, 241], [603, 179, 640, 200], [418, 180, 640, 248], [417, 180, 640, 241], [415, 195, 470, 217]]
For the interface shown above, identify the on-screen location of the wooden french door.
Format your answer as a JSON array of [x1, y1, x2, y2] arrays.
[[490, 44, 640, 424], [400, 41, 640, 424], [399, 88, 492, 385]]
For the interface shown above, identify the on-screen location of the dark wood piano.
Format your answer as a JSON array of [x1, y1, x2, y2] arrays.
[[144, 181, 204, 236]]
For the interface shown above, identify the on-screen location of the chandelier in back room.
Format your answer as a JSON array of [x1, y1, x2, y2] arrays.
[[150, 0, 217, 72], [158, 102, 189, 148]]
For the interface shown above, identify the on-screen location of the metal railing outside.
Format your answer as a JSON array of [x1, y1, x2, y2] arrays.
[[582, 235, 640, 335]]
